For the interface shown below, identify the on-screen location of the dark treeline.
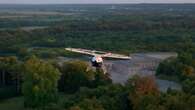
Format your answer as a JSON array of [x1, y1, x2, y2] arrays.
[[0, 56, 111, 100], [0, 55, 194, 110]]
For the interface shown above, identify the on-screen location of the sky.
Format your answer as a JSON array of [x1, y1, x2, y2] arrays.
[[0, 0, 194, 4]]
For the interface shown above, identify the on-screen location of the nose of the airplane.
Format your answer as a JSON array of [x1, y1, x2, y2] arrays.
[[91, 56, 103, 67]]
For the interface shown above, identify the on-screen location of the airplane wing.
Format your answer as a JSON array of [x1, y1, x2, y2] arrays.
[[65, 48, 131, 60], [65, 48, 95, 56], [102, 53, 131, 60]]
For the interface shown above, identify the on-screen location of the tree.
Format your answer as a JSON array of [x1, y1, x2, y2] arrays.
[[182, 76, 195, 95], [0, 56, 18, 86], [130, 94, 165, 110], [0, 56, 22, 99], [127, 75, 160, 110], [69, 98, 105, 110], [164, 92, 190, 110], [22, 56, 60, 108], [62, 84, 129, 110], [93, 69, 112, 87], [127, 75, 159, 95], [58, 60, 96, 93], [156, 52, 195, 80], [178, 52, 193, 65], [58, 60, 112, 93]]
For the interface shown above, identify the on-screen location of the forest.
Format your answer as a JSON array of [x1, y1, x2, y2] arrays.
[[0, 54, 194, 110], [0, 4, 195, 110], [0, 4, 195, 55]]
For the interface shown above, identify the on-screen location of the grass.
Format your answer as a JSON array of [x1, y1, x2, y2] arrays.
[[0, 97, 25, 110], [0, 94, 67, 110]]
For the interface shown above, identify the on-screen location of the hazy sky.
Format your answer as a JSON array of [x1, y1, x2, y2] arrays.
[[0, 0, 194, 4]]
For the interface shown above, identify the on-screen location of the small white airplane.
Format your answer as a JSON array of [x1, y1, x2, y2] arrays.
[[65, 48, 131, 68]]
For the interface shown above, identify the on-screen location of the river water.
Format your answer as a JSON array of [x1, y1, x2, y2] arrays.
[[57, 54, 182, 92]]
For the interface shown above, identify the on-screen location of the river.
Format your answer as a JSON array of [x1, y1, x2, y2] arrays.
[[56, 54, 182, 92]]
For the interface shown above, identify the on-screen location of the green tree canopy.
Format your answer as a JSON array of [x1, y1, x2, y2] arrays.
[[58, 60, 112, 93], [22, 56, 60, 108], [58, 60, 96, 93]]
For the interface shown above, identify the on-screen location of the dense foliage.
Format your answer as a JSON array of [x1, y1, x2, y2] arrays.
[[0, 56, 194, 110], [0, 4, 195, 110], [156, 52, 195, 98], [22, 56, 60, 107], [57, 75, 195, 110], [57, 60, 111, 93], [1, 4, 195, 55], [0, 56, 21, 99]]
